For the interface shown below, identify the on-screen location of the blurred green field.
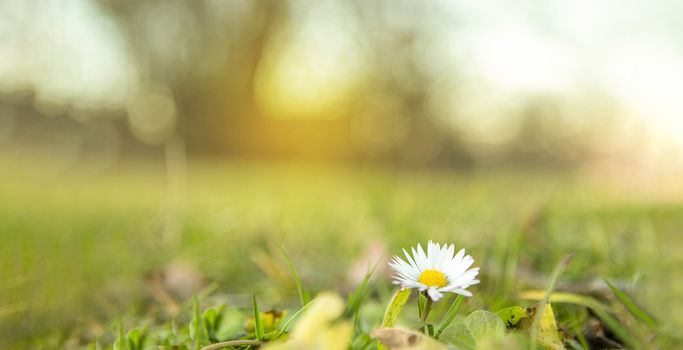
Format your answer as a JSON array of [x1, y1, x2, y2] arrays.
[[1, 160, 682, 348]]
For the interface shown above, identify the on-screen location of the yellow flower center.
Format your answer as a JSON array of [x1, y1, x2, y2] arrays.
[[418, 269, 447, 288]]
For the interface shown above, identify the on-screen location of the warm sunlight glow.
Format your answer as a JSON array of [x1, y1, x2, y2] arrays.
[[254, 5, 364, 121]]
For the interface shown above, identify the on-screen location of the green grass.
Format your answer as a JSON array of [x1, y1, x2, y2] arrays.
[[0, 160, 682, 348]]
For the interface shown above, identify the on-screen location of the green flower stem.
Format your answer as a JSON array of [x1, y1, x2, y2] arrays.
[[420, 294, 433, 323]]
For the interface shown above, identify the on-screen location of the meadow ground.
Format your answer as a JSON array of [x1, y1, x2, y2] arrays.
[[1, 160, 681, 348]]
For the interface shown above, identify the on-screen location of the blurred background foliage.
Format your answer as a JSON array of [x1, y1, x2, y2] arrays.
[[2, 0, 683, 348], [1, 0, 682, 169]]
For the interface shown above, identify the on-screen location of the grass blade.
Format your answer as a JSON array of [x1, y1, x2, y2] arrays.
[[604, 278, 657, 329], [191, 295, 204, 350], [345, 264, 378, 332], [178, 282, 220, 314], [345, 263, 377, 316], [273, 299, 317, 339], [435, 294, 465, 338], [280, 246, 309, 308], [114, 320, 125, 350], [591, 305, 637, 349], [517, 290, 611, 314], [252, 294, 265, 340]]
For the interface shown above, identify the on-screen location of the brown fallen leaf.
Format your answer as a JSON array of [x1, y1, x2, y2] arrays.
[[372, 328, 448, 350]]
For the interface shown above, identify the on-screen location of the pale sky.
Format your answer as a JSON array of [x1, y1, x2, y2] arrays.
[[444, 0, 683, 151]]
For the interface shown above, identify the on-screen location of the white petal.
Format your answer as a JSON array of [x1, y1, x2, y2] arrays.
[[427, 241, 437, 269], [447, 268, 480, 289], [427, 288, 443, 302], [452, 248, 465, 265], [428, 241, 443, 270], [446, 255, 475, 281], [400, 280, 424, 289], [390, 256, 420, 280], [414, 244, 428, 272], [403, 249, 419, 271], [461, 279, 480, 288], [450, 288, 473, 297], [439, 244, 454, 269]]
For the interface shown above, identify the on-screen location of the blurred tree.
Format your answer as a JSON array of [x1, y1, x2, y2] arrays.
[[96, 0, 474, 165], [0, 0, 609, 169]]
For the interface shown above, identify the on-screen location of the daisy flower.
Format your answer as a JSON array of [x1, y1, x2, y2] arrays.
[[389, 241, 480, 302]]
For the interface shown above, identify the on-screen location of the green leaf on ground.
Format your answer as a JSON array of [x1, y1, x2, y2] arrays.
[[464, 310, 506, 345], [440, 310, 505, 349], [440, 321, 476, 349], [497, 306, 528, 329]]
